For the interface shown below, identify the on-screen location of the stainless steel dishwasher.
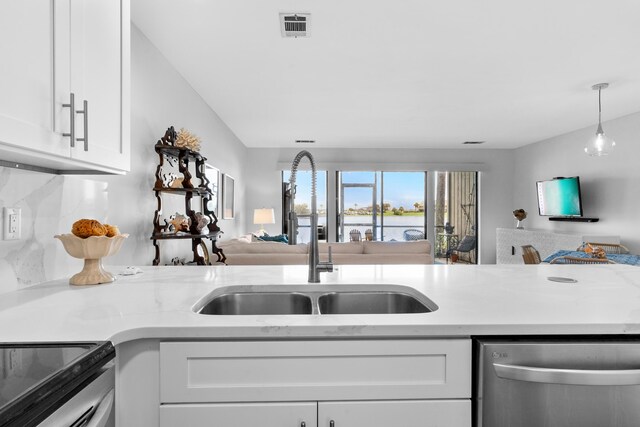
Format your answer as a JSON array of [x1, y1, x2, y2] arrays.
[[474, 338, 640, 427]]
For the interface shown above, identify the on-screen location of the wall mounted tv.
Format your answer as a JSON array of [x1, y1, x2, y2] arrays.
[[536, 176, 583, 217]]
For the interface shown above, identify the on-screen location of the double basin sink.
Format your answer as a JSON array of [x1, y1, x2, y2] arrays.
[[194, 284, 438, 315]]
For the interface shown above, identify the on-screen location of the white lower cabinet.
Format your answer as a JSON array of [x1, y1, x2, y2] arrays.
[[160, 400, 470, 427], [158, 339, 471, 427], [160, 402, 318, 427], [319, 400, 469, 427]]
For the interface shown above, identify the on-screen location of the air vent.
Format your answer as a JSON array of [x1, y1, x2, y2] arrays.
[[280, 13, 311, 38], [295, 139, 316, 144], [463, 141, 485, 145]]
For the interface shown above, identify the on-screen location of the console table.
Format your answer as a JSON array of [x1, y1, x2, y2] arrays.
[[496, 228, 619, 265]]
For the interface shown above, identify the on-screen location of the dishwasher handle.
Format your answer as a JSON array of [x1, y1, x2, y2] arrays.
[[494, 362, 640, 386]]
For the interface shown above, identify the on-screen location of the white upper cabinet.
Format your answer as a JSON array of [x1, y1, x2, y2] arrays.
[[0, 1, 70, 159], [0, 0, 130, 173], [68, 0, 130, 171]]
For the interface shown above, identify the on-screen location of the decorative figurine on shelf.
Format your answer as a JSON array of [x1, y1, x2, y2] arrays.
[[169, 213, 191, 233], [193, 212, 210, 234], [444, 222, 454, 234], [161, 172, 180, 188], [175, 128, 202, 152], [170, 177, 184, 188], [158, 126, 177, 146], [170, 257, 185, 266], [513, 209, 527, 229]]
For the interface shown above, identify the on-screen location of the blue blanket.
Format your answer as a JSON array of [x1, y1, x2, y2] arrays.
[[543, 250, 640, 266]]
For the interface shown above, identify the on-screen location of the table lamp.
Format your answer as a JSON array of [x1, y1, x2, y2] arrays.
[[253, 208, 275, 235]]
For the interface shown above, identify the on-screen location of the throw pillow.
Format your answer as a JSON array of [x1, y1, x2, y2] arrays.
[[258, 233, 289, 243]]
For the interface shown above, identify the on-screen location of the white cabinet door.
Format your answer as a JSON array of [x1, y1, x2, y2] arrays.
[[160, 402, 318, 427], [0, 0, 71, 158], [318, 400, 470, 427], [69, 0, 130, 172]]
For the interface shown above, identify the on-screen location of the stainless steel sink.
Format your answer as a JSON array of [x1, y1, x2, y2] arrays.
[[318, 291, 433, 314], [198, 292, 312, 315], [194, 285, 438, 315]]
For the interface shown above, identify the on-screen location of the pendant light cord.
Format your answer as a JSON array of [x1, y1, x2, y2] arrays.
[[598, 87, 602, 126], [595, 86, 604, 135]]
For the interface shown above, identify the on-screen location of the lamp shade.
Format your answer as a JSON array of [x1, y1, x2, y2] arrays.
[[253, 208, 275, 225], [584, 131, 615, 156], [584, 83, 616, 156]]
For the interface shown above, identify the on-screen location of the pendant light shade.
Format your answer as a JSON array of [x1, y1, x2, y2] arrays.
[[584, 83, 615, 156]]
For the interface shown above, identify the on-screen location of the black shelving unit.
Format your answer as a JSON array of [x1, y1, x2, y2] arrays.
[[151, 127, 225, 265]]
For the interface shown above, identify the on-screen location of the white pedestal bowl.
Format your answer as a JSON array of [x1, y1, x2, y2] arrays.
[[54, 233, 129, 285]]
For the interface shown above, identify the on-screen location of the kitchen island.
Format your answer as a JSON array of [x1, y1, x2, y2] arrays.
[[2, 264, 640, 342], [2, 264, 640, 426]]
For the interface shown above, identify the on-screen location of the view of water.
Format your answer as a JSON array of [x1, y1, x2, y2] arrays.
[[296, 215, 425, 243]]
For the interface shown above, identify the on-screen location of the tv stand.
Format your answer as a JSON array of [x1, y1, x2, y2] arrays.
[[549, 217, 599, 223]]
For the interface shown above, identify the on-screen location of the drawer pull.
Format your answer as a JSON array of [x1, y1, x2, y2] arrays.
[[330, 421, 335, 427], [301, 423, 306, 427]]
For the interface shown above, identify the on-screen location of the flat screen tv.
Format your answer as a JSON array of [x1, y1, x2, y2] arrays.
[[536, 177, 583, 217]]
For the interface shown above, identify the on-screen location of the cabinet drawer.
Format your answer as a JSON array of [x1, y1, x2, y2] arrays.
[[160, 339, 471, 403], [160, 402, 317, 427]]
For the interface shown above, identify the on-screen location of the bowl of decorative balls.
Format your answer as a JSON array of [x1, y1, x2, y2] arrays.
[[55, 219, 128, 286]]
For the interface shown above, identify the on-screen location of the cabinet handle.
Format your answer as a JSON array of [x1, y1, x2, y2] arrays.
[[330, 421, 335, 427], [76, 100, 88, 151], [301, 423, 306, 427], [62, 93, 75, 147]]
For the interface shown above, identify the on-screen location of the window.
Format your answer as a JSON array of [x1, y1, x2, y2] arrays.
[[282, 170, 328, 243], [338, 171, 426, 242]]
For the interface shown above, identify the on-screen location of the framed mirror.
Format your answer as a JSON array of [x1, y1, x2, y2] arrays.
[[222, 174, 235, 219]]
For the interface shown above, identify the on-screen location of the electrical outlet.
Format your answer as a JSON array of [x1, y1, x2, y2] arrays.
[[3, 207, 21, 240]]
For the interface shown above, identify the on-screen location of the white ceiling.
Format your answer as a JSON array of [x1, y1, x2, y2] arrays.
[[132, 0, 640, 149]]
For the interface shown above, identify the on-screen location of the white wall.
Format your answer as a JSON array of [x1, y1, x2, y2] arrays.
[[244, 147, 516, 264], [513, 112, 640, 252], [102, 25, 247, 266], [0, 169, 108, 292]]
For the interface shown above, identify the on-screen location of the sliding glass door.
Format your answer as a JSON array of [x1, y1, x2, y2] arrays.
[[338, 171, 426, 242], [433, 171, 478, 263]]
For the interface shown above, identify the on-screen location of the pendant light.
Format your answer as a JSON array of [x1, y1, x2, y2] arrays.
[[584, 83, 615, 156]]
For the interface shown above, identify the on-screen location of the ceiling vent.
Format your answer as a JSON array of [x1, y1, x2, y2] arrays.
[[463, 141, 485, 145], [295, 139, 316, 144], [280, 13, 311, 38]]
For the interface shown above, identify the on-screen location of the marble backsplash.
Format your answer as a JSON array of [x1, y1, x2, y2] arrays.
[[0, 166, 108, 294]]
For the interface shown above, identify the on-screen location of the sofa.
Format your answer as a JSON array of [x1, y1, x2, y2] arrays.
[[217, 238, 433, 265]]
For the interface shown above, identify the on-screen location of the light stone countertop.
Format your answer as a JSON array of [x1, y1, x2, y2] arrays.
[[2, 264, 640, 344]]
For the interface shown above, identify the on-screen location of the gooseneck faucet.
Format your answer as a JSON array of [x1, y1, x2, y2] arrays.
[[288, 150, 333, 283]]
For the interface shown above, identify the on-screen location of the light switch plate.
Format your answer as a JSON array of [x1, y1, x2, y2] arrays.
[[3, 207, 21, 240]]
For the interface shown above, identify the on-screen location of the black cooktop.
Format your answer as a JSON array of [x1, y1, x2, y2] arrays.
[[0, 342, 115, 427]]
